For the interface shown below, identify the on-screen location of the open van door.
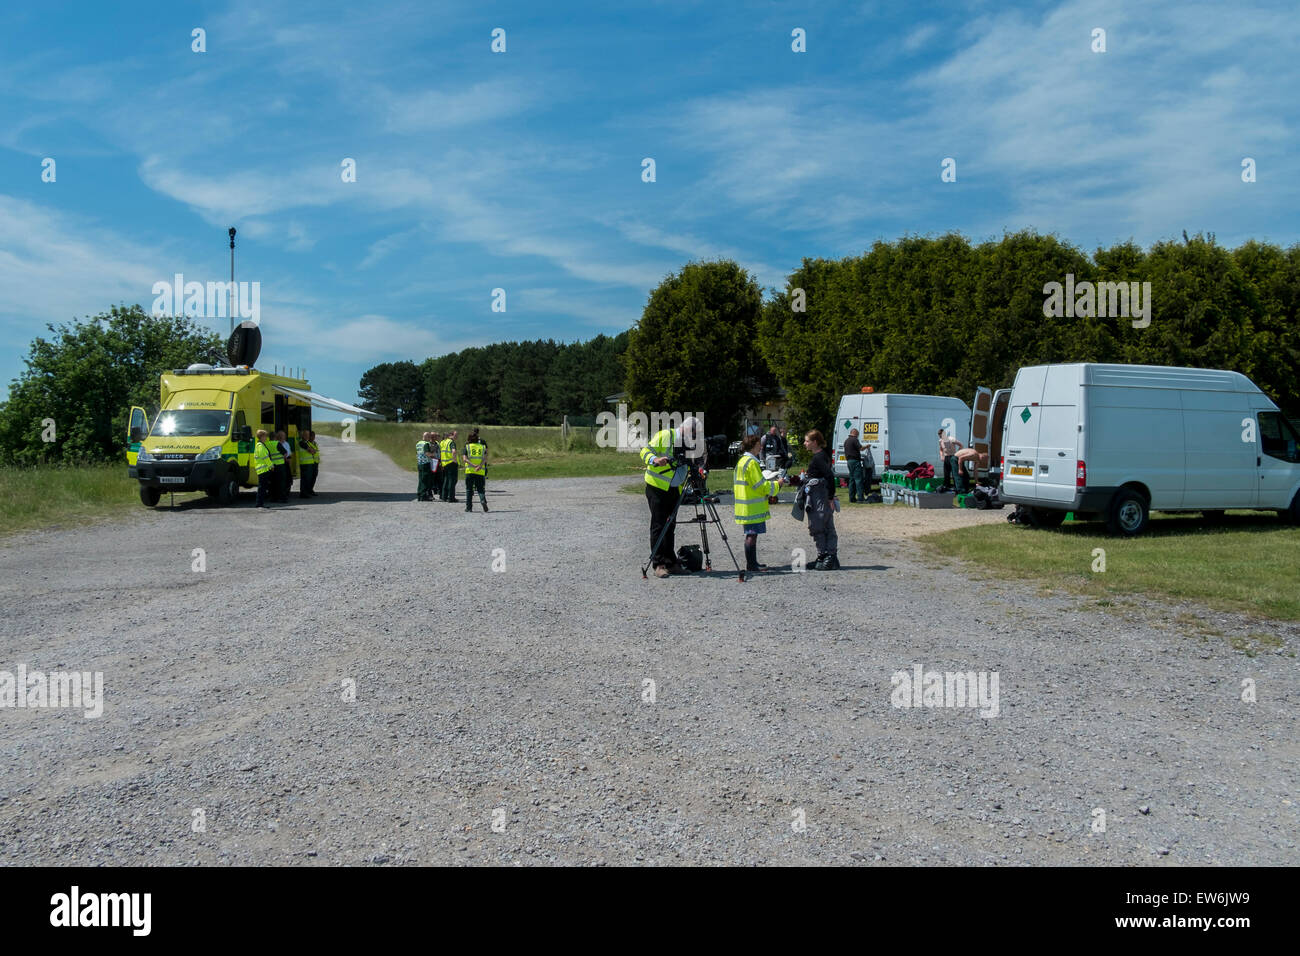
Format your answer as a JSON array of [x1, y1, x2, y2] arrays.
[[126, 406, 147, 477], [970, 387, 992, 471]]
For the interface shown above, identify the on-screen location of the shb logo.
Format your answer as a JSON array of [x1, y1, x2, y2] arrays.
[[50, 886, 151, 936]]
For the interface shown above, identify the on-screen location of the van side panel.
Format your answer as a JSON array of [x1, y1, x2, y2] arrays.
[[1180, 389, 1256, 508], [1086, 385, 1184, 508]]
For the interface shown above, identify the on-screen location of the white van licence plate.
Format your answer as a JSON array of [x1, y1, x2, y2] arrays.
[[1009, 465, 1033, 477]]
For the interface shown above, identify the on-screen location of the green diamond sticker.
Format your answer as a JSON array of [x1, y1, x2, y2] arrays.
[[843, 419, 851, 428], [1020, 407, 1032, 423]]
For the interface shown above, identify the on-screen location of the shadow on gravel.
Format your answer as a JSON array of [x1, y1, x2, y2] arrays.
[[146, 492, 424, 510], [1046, 513, 1289, 539]]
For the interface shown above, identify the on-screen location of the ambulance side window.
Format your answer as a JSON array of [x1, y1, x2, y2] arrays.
[[261, 402, 274, 425]]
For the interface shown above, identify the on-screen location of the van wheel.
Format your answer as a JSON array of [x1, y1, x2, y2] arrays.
[[1027, 507, 1066, 528], [140, 486, 161, 508], [217, 479, 239, 506], [1107, 488, 1149, 536]]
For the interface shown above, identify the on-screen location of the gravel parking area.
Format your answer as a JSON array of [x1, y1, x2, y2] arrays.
[[1, 437, 1296, 865]]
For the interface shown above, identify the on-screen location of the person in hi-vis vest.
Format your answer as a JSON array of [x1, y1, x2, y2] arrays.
[[733, 429, 784, 572], [254, 429, 276, 508], [298, 430, 320, 499], [439, 429, 459, 502], [462, 430, 489, 512], [640, 416, 703, 578]]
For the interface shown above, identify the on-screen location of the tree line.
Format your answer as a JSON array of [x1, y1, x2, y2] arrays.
[[366, 231, 1299, 437], [357, 333, 630, 424]]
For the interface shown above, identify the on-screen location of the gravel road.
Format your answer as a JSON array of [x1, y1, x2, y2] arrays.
[[1, 436, 1296, 865]]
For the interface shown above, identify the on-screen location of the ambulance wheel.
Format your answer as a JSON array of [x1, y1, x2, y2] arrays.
[[1107, 488, 1149, 536], [217, 479, 239, 506], [140, 486, 161, 508], [1026, 507, 1066, 529]]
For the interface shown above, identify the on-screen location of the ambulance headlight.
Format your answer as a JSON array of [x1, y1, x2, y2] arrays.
[[196, 445, 223, 462], [136, 447, 154, 462]]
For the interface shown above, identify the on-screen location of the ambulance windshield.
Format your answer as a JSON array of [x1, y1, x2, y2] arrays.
[[150, 410, 231, 438]]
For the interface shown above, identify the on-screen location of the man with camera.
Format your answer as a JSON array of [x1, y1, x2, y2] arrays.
[[640, 416, 704, 578]]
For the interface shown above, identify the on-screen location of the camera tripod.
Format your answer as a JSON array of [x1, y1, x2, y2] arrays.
[[641, 464, 745, 583]]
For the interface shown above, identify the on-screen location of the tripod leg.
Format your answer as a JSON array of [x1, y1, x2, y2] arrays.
[[702, 497, 745, 580]]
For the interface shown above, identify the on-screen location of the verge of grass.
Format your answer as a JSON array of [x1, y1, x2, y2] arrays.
[[314, 421, 642, 480], [918, 513, 1300, 622], [0, 464, 173, 536]]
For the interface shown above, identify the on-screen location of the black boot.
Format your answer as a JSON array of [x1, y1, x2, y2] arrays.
[[824, 553, 841, 570]]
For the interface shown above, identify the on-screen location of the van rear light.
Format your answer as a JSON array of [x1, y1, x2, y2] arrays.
[[1076, 460, 1086, 488], [884, 450, 890, 468]]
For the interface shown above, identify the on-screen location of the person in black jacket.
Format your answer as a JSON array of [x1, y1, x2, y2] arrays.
[[798, 429, 839, 570], [761, 426, 790, 469]]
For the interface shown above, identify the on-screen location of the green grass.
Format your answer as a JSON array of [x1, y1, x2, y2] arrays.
[[313, 420, 643, 480], [920, 512, 1300, 621], [0, 464, 176, 536]]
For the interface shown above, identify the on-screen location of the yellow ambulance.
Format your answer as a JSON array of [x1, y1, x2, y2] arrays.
[[127, 364, 382, 507]]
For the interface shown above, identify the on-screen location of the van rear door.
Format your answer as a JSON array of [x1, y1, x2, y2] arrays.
[[1032, 369, 1082, 503], [832, 395, 861, 478], [1003, 368, 1047, 500], [970, 387, 992, 477]]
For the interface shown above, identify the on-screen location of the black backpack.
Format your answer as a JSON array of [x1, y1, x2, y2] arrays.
[[676, 545, 704, 572]]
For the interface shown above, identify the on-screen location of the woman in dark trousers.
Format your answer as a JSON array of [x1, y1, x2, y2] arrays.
[[801, 430, 840, 570]]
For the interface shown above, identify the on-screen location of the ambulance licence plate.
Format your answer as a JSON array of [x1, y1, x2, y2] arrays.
[[160, 476, 185, 484], [1009, 465, 1033, 477]]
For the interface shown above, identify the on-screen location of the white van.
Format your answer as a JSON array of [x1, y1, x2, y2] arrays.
[[1000, 363, 1300, 534], [832, 391, 971, 479]]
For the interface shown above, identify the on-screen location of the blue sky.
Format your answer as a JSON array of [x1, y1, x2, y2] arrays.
[[1, 0, 1296, 413]]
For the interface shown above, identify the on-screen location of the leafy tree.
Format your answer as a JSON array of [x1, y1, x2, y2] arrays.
[[0, 305, 222, 465], [625, 260, 775, 437], [358, 360, 424, 421]]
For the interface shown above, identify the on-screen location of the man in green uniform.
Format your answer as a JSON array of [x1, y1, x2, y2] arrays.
[[415, 431, 433, 501]]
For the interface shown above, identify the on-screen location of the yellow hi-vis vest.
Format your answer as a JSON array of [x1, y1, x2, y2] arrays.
[[254, 441, 275, 475], [733, 453, 778, 525], [415, 439, 430, 462], [464, 442, 486, 476], [640, 429, 677, 490], [268, 441, 285, 466], [439, 438, 456, 465], [298, 441, 318, 465]]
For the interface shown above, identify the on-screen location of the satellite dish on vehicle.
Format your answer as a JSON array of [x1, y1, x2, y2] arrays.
[[227, 321, 261, 367]]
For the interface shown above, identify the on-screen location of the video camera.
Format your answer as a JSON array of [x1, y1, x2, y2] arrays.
[[670, 448, 720, 505]]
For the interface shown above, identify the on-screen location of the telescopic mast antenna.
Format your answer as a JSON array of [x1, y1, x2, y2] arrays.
[[228, 226, 237, 335]]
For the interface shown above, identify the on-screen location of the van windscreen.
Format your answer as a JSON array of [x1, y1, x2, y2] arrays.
[[150, 410, 232, 438]]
